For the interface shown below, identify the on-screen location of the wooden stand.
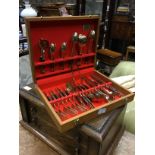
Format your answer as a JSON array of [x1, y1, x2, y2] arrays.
[[125, 46, 135, 61], [20, 83, 126, 155], [97, 49, 122, 75], [97, 49, 122, 66]]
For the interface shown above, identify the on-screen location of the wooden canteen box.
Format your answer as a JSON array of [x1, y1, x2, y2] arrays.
[[25, 16, 134, 132]]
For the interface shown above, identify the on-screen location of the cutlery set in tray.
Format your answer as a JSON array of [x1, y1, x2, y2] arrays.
[[25, 16, 134, 132]]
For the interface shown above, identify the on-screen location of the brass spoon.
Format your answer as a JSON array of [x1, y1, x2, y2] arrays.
[[60, 42, 67, 58], [78, 34, 87, 55], [49, 43, 56, 60], [88, 30, 95, 53], [71, 32, 78, 56], [39, 39, 49, 62], [49, 43, 56, 71], [60, 42, 67, 69], [39, 39, 49, 74]]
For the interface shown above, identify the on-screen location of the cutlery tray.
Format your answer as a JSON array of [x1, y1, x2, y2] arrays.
[[25, 16, 134, 132]]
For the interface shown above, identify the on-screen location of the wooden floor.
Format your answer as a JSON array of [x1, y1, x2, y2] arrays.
[[19, 124, 135, 155]]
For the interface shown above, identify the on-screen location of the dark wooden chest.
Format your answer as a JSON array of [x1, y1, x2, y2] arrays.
[[20, 83, 126, 155]]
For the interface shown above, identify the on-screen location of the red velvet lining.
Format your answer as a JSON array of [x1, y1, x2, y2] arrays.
[[28, 17, 123, 122], [37, 67, 94, 89], [37, 69, 123, 121], [28, 19, 98, 81]]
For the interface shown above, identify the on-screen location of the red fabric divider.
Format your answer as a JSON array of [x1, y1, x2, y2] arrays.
[[35, 64, 94, 79], [37, 67, 94, 89], [35, 53, 95, 67]]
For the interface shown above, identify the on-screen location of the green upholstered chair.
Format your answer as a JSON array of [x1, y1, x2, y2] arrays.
[[109, 61, 135, 134]]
